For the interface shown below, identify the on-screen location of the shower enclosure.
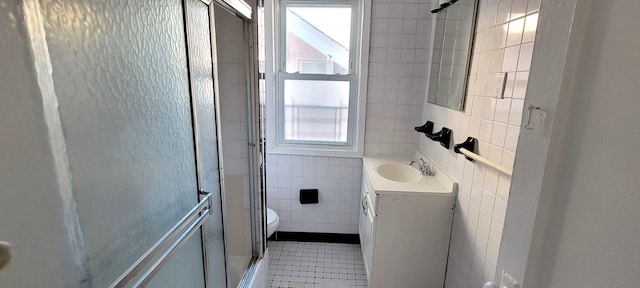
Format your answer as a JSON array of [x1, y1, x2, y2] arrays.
[[213, 0, 267, 286], [0, 0, 264, 287]]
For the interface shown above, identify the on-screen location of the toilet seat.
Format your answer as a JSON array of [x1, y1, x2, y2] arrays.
[[266, 208, 279, 237]]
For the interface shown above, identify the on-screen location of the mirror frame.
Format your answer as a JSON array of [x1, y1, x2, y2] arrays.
[[426, 0, 479, 111]]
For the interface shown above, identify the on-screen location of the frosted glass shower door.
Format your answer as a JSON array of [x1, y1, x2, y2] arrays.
[[39, 0, 227, 287]]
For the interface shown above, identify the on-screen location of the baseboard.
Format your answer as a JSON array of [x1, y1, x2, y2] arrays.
[[269, 231, 360, 244]]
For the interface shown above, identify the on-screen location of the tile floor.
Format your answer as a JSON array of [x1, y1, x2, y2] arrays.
[[267, 241, 368, 288]]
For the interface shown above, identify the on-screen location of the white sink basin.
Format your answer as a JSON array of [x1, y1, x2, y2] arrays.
[[374, 162, 423, 183]]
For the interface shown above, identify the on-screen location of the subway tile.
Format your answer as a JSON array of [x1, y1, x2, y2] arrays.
[[483, 3, 498, 29], [501, 151, 515, 171], [388, 34, 402, 48], [471, 182, 484, 207], [488, 145, 504, 167], [468, 203, 481, 228], [528, 0, 541, 13], [489, 219, 504, 246], [506, 17, 525, 47], [502, 46, 520, 72], [517, 43, 534, 71], [490, 122, 507, 146], [373, 3, 390, 19], [480, 189, 496, 216], [492, 198, 507, 224], [512, 71, 529, 99], [496, 0, 512, 24], [489, 49, 504, 73], [481, 29, 495, 52], [389, 18, 403, 33], [482, 97, 497, 120], [510, 0, 529, 19], [402, 19, 418, 34], [522, 13, 538, 43], [508, 99, 525, 126], [496, 174, 511, 202], [372, 18, 390, 34], [370, 34, 389, 48], [473, 164, 486, 186], [479, 119, 494, 143], [477, 210, 493, 240], [484, 168, 500, 194], [474, 230, 489, 263], [504, 125, 520, 152], [404, 3, 420, 18], [493, 23, 508, 49], [389, 5, 404, 18], [494, 98, 512, 123]]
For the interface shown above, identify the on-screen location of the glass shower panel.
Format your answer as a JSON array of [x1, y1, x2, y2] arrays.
[[185, 0, 229, 286], [39, 0, 217, 286], [214, 5, 253, 287]]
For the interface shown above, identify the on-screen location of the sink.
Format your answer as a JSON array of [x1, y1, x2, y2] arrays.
[[374, 162, 423, 183]]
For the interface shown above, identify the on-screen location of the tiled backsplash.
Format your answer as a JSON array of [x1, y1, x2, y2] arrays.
[[266, 0, 432, 234], [419, 0, 540, 287]]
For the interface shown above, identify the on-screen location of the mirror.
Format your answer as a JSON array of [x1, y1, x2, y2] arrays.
[[427, 0, 478, 111]]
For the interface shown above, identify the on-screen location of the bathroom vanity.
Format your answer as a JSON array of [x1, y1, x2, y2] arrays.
[[360, 154, 457, 288]]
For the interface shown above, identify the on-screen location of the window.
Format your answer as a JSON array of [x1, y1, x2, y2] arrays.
[[266, 0, 370, 157]]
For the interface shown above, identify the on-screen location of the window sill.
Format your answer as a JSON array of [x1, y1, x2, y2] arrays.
[[267, 145, 363, 158]]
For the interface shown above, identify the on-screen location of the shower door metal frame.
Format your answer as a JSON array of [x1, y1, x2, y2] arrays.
[[187, 0, 228, 287], [211, 0, 267, 258], [209, 0, 268, 286]]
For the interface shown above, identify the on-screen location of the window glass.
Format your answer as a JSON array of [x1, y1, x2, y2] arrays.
[[283, 79, 350, 142], [285, 6, 352, 74]]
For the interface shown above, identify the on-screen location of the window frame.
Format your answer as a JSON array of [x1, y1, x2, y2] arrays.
[[266, 0, 371, 157]]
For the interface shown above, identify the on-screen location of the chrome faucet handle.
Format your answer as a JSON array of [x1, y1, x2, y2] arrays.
[[408, 160, 417, 166], [417, 158, 435, 176]]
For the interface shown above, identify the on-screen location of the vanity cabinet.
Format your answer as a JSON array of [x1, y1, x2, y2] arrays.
[[359, 156, 456, 288]]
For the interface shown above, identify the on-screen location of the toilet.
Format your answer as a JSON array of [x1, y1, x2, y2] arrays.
[[266, 208, 279, 238]]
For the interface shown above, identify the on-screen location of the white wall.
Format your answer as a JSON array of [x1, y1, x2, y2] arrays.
[[266, 0, 432, 234], [0, 1, 87, 286], [418, 0, 541, 287], [501, 1, 640, 287]]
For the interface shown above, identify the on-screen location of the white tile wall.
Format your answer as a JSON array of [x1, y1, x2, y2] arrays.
[[418, 0, 540, 287], [266, 0, 432, 234], [364, 0, 432, 156], [266, 155, 362, 234]]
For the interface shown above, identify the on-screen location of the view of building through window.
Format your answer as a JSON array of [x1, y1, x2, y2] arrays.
[[282, 4, 354, 143]]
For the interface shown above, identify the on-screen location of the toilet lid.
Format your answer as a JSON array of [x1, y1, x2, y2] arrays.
[[266, 208, 278, 224]]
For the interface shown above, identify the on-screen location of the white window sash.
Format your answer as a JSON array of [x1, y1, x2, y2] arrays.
[[265, 0, 371, 158]]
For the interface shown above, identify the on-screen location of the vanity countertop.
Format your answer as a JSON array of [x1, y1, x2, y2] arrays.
[[362, 155, 457, 196]]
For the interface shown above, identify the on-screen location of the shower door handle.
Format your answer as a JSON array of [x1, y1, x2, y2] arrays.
[[110, 191, 212, 288]]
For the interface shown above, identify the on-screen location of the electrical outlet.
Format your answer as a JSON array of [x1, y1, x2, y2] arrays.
[[495, 72, 507, 99], [500, 270, 520, 288]]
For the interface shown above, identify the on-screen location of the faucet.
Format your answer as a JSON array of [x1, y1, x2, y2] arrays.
[[408, 158, 434, 176]]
